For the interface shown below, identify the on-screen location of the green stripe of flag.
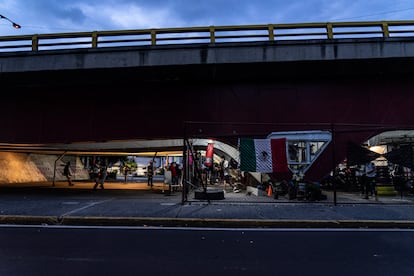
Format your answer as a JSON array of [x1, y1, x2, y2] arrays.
[[239, 138, 256, 172]]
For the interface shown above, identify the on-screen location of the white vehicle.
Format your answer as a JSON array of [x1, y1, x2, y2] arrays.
[[134, 164, 147, 177]]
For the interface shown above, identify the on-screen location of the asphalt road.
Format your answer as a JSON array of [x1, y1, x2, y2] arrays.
[[2, 185, 414, 230], [0, 226, 413, 276]]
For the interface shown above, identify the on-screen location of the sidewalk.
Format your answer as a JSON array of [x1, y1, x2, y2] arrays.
[[0, 180, 414, 228]]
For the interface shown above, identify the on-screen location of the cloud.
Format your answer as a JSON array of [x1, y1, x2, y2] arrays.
[[1, 0, 88, 33], [77, 2, 185, 30], [1, 0, 414, 36]]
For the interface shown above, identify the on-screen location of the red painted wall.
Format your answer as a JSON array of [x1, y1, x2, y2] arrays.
[[2, 77, 414, 180]]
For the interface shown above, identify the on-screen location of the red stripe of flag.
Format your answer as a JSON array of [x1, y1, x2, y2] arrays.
[[271, 138, 288, 173]]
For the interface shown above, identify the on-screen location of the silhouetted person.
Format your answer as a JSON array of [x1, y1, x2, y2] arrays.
[[219, 156, 229, 191], [94, 160, 107, 190], [63, 161, 74, 186], [92, 163, 100, 190], [169, 162, 177, 194], [123, 164, 129, 183], [364, 161, 376, 199], [147, 160, 154, 188]]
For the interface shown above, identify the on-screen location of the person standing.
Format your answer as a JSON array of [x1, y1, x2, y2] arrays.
[[63, 161, 74, 186], [176, 163, 182, 189], [219, 156, 229, 191], [179, 163, 184, 185], [123, 163, 130, 183], [92, 163, 100, 190], [364, 161, 376, 199], [169, 162, 177, 194], [98, 160, 108, 190], [147, 160, 154, 188]]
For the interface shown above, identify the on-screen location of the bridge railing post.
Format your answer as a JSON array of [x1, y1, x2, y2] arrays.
[[268, 24, 275, 41], [92, 31, 98, 48], [381, 22, 390, 38], [151, 29, 157, 45], [209, 26, 216, 43], [326, 23, 333, 39], [31, 34, 38, 51]]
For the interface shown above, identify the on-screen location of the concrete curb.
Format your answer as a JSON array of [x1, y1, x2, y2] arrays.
[[1, 215, 414, 229], [0, 215, 59, 225]]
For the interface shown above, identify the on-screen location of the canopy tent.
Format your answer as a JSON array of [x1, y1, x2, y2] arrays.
[[0, 138, 240, 163], [347, 142, 381, 166], [367, 130, 414, 146], [385, 146, 414, 169]]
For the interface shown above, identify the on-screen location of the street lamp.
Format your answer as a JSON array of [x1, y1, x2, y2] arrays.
[[0, 14, 21, 29]]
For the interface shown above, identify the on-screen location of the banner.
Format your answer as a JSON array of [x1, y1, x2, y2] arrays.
[[204, 143, 214, 167], [239, 138, 288, 173]]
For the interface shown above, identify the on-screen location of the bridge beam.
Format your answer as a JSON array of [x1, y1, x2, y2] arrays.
[[1, 38, 414, 74]]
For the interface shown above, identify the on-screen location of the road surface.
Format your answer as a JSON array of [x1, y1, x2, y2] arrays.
[[0, 225, 413, 275]]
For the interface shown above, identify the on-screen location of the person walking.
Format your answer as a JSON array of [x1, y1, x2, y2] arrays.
[[98, 160, 108, 190], [92, 163, 100, 190], [147, 160, 154, 188], [63, 161, 74, 186]]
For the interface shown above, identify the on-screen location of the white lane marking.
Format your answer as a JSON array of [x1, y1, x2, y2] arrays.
[[60, 199, 114, 217], [160, 203, 177, 206], [62, 202, 80, 205]]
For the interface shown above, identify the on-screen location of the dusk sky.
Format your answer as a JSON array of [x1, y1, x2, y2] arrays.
[[1, 0, 414, 36]]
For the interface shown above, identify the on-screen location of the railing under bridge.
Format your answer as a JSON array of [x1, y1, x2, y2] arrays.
[[1, 20, 414, 52]]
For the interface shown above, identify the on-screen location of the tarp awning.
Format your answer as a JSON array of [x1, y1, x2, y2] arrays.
[[347, 142, 381, 166]]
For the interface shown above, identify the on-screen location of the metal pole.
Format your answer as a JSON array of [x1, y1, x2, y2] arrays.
[[331, 124, 337, 206], [182, 121, 188, 204], [53, 152, 67, 186], [182, 134, 187, 205], [184, 138, 210, 203]]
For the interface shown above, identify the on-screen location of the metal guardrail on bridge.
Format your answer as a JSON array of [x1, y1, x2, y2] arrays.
[[1, 20, 414, 52]]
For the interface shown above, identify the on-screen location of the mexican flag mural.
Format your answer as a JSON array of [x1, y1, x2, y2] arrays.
[[239, 138, 288, 173]]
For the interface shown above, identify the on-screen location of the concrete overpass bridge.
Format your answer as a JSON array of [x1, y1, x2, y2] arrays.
[[1, 20, 414, 181]]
